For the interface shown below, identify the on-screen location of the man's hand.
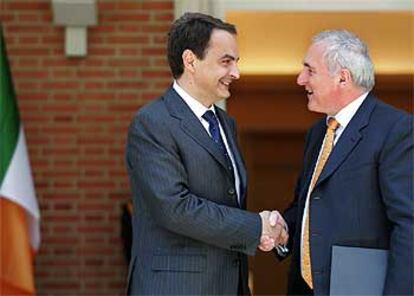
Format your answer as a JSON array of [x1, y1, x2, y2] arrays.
[[258, 210, 289, 252]]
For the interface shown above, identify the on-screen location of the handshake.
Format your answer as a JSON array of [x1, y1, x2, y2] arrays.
[[258, 210, 289, 252]]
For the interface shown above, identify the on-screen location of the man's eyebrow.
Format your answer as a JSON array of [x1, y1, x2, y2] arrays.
[[303, 62, 314, 70], [221, 54, 239, 62]]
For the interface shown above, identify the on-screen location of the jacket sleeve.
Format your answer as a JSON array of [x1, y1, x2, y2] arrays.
[[379, 114, 414, 295], [126, 110, 262, 256]]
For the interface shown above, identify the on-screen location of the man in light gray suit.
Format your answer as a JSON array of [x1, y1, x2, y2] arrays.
[[125, 13, 287, 295]]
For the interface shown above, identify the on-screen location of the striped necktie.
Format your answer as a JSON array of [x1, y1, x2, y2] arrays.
[[202, 110, 234, 180]]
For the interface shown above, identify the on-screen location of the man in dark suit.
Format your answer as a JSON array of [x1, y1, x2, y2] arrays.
[[125, 13, 288, 295], [282, 29, 413, 295]]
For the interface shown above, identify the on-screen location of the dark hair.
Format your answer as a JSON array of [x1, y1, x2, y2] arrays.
[[167, 12, 237, 79]]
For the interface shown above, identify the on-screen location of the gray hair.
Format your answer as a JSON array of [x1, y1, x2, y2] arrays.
[[312, 30, 375, 91]]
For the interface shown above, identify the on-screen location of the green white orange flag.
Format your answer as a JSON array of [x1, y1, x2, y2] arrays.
[[0, 25, 40, 295]]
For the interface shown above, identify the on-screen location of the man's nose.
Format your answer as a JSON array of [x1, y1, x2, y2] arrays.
[[297, 70, 306, 86], [230, 64, 240, 80]]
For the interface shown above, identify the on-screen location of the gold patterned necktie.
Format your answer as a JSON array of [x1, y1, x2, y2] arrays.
[[301, 117, 339, 289]]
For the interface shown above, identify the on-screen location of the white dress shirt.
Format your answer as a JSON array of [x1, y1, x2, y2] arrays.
[[300, 92, 369, 267], [173, 81, 241, 203]]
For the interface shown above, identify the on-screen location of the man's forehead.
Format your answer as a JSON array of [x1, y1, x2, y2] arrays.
[[207, 41, 239, 60], [302, 44, 324, 66]]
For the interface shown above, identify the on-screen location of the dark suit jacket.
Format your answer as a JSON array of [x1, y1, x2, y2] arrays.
[[125, 87, 261, 295], [283, 93, 413, 295]]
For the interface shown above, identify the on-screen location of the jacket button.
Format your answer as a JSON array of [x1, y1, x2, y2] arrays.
[[228, 188, 235, 195], [232, 259, 240, 267], [313, 196, 321, 200]]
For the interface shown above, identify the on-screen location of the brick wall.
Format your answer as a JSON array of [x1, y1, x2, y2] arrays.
[[0, 0, 173, 294]]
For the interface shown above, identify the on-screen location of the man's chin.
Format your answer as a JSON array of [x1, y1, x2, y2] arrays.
[[219, 90, 231, 100], [307, 102, 322, 114], [213, 93, 230, 103]]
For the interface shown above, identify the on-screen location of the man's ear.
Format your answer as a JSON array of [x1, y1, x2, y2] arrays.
[[338, 69, 352, 86], [182, 49, 196, 73]]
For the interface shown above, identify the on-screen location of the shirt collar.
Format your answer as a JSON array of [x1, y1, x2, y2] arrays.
[[327, 91, 369, 129], [173, 80, 215, 119]]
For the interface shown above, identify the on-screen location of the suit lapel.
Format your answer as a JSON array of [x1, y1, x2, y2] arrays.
[[162, 88, 232, 174], [299, 121, 326, 201], [315, 94, 376, 187]]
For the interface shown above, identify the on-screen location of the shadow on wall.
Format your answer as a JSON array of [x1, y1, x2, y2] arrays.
[[121, 201, 133, 265]]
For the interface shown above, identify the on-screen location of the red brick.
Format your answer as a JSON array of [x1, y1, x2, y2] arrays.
[[87, 47, 116, 56], [19, 104, 41, 114], [101, 14, 150, 22], [4, 1, 173, 294], [18, 13, 40, 22], [142, 47, 166, 55], [0, 13, 15, 22], [107, 81, 147, 89], [142, 24, 171, 33], [78, 115, 115, 123], [108, 58, 149, 67], [118, 70, 139, 79], [53, 115, 74, 122], [152, 35, 168, 44], [43, 193, 78, 201], [142, 1, 173, 10], [117, 93, 139, 101], [42, 126, 81, 134], [19, 92, 49, 101], [78, 92, 114, 101], [153, 12, 174, 22], [52, 70, 76, 79], [53, 203, 75, 211], [9, 47, 50, 56], [77, 159, 117, 167], [42, 211, 79, 223], [88, 36, 105, 43], [13, 70, 48, 79], [53, 181, 75, 189], [42, 35, 64, 44], [143, 70, 170, 78], [106, 35, 149, 44], [118, 24, 142, 32], [117, 2, 143, 10], [7, 2, 49, 10], [77, 70, 115, 78], [118, 48, 141, 56], [84, 170, 105, 177], [78, 203, 114, 211], [41, 282, 81, 290], [42, 81, 80, 90], [7, 25, 49, 33], [18, 36, 40, 44], [40, 13, 53, 23], [42, 58, 82, 67], [18, 58, 40, 67], [52, 93, 73, 101], [92, 25, 116, 34], [42, 147, 79, 156], [98, 2, 117, 10], [83, 81, 105, 89]]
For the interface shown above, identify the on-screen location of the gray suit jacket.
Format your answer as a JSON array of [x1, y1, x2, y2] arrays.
[[125, 87, 261, 295]]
